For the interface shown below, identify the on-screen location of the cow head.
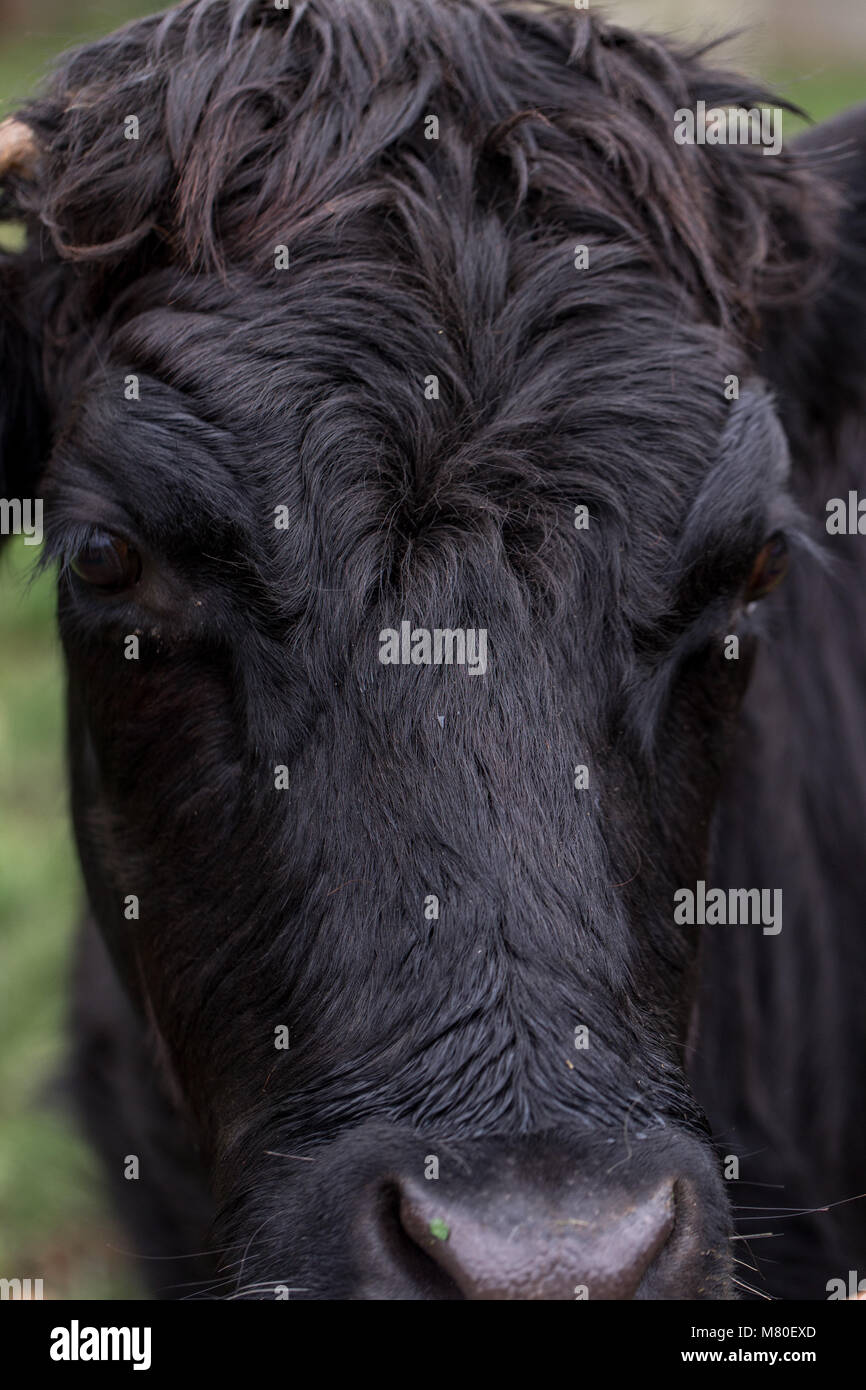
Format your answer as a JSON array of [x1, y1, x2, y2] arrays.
[[1, 0, 865, 1299]]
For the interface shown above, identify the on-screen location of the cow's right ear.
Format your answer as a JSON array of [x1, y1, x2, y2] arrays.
[[0, 119, 49, 539], [0, 260, 49, 517]]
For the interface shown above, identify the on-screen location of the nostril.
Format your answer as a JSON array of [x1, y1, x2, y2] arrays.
[[372, 1182, 465, 1299]]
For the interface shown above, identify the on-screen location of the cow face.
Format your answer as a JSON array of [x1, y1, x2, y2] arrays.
[[1, 0, 865, 1299]]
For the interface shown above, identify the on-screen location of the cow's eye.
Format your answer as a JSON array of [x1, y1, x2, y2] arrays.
[[70, 531, 142, 593], [744, 532, 788, 602]]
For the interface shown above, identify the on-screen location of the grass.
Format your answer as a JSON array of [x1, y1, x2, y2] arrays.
[[0, 3, 155, 115], [767, 66, 866, 127], [0, 10, 863, 1300]]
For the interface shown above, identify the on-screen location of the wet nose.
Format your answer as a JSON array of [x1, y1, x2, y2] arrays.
[[389, 1175, 676, 1299]]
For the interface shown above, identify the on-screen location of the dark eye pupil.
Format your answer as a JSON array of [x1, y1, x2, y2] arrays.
[[70, 533, 141, 592], [746, 532, 788, 602]]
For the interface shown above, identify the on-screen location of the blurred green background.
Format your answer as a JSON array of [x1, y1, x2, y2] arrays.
[[0, 0, 864, 1301]]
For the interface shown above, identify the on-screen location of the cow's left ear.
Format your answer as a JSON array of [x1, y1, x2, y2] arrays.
[[761, 104, 866, 462], [0, 119, 50, 539]]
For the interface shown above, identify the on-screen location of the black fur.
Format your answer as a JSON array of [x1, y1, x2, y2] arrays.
[[1, 0, 865, 1299]]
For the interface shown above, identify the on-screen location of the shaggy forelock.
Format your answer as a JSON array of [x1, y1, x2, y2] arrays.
[[17, 0, 830, 661], [18, 0, 831, 679], [15, 0, 826, 317]]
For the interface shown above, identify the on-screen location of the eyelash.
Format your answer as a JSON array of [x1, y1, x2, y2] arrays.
[[36, 523, 103, 579]]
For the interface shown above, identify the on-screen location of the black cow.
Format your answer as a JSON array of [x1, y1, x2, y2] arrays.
[[1, 0, 864, 1300]]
